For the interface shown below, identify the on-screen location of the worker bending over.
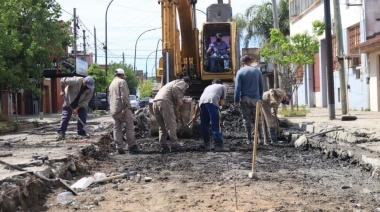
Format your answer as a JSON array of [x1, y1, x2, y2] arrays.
[[261, 88, 291, 144], [152, 77, 191, 153]]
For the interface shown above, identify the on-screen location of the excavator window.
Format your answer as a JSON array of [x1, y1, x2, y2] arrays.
[[204, 32, 231, 73]]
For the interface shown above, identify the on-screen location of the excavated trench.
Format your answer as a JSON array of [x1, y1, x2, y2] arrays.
[[1, 106, 380, 211]]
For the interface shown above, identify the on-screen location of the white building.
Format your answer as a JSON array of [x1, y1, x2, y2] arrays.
[[289, 0, 380, 111]]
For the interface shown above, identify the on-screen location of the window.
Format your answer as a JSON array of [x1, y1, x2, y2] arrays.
[[290, 0, 320, 20], [348, 24, 361, 66], [355, 68, 361, 79]]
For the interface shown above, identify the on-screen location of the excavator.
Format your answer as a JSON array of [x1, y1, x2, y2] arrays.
[[150, 0, 240, 135]]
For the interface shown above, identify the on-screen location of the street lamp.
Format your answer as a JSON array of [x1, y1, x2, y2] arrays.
[[134, 27, 161, 72], [146, 50, 160, 80], [196, 9, 206, 15], [155, 39, 162, 71], [105, 0, 114, 77]]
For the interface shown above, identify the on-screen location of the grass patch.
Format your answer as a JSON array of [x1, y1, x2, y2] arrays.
[[278, 107, 309, 117], [92, 110, 108, 116]]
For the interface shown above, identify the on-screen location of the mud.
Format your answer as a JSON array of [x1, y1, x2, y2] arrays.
[[37, 136, 380, 211]]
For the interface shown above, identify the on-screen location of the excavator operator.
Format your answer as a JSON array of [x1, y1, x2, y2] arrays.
[[207, 32, 230, 72]]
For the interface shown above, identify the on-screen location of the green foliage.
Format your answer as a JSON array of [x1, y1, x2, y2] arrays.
[[0, 0, 71, 95], [312, 20, 325, 36], [260, 28, 319, 110], [88, 63, 108, 93], [139, 80, 153, 98], [244, 0, 289, 47], [108, 63, 139, 95]]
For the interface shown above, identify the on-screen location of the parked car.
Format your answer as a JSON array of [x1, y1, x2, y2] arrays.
[[139, 97, 152, 108], [129, 95, 140, 111], [89, 93, 109, 110]]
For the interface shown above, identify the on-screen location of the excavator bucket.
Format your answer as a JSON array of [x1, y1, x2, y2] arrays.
[[149, 97, 194, 137]]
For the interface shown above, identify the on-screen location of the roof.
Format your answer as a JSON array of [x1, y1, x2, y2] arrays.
[[352, 34, 380, 53]]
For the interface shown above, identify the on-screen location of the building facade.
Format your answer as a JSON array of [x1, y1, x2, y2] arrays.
[[289, 0, 379, 111]]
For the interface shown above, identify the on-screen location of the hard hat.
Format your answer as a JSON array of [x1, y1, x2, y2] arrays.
[[115, 68, 125, 75]]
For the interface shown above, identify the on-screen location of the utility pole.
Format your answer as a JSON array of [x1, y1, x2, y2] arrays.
[[73, 8, 77, 60], [333, 0, 347, 115], [271, 0, 279, 89], [324, 0, 336, 120], [122, 52, 125, 65], [94, 26, 97, 64], [82, 30, 86, 61]]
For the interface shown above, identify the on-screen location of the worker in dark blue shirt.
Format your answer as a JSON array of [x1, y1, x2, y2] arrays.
[[234, 55, 264, 145]]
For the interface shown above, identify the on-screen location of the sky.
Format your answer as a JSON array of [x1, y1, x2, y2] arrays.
[[56, 0, 262, 77]]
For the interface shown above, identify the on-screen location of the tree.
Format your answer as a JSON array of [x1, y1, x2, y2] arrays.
[[107, 62, 139, 95], [260, 29, 319, 110], [244, 0, 289, 47], [139, 80, 153, 98], [88, 64, 108, 93], [0, 0, 71, 112]]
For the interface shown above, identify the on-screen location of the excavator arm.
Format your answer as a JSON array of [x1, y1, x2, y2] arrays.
[[157, 0, 199, 85]]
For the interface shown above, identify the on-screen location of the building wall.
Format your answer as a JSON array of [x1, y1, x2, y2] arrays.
[[290, 0, 368, 110], [368, 51, 380, 111]]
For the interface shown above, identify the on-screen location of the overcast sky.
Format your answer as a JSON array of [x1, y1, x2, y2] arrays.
[[57, 0, 261, 77]]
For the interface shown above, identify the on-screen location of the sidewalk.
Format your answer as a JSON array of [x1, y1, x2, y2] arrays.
[[284, 107, 380, 169], [14, 112, 112, 124]]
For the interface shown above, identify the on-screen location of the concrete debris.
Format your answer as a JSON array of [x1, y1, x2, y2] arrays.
[[144, 177, 153, 182]]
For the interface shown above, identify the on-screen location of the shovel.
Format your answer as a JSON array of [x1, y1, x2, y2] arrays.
[[0, 159, 77, 195], [249, 101, 261, 179], [63, 96, 95, 136]]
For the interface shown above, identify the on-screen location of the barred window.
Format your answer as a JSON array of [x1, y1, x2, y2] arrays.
[[348, 24, 360, 54]]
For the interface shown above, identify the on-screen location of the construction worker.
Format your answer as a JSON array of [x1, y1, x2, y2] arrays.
[[152, 77, 191, 153], [234, 55, 264, 145], [57, 76, 95, 141], [262, 89, 291, 144], [109, 68, 141, 154], [197, 79, 229, 151]]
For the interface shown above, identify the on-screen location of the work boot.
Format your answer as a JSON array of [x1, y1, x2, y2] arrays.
[[129, 145, 142, 154], [56, 134, 65, 141], [204, 143, 215, 151], [269, 127, 278, 144], [170, 145, 185, 153], [160, 146, 170, 154], [117, 149, 126, 155], [77, 131, 87, 136], [215, 144, 230, 152]]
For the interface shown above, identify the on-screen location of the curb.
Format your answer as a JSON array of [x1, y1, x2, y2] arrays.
[[291, 121, 380, 180]]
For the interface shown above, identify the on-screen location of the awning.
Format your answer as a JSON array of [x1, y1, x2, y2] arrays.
[[352, 34, 380, 53]]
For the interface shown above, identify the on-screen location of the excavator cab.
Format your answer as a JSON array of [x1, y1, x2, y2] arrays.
[[203, 25, 232, 73], [200, 2, 240, 82]]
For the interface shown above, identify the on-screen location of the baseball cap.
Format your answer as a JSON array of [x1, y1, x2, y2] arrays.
[[216, 33, 222, 38], [240, 55, 252, 63], [182, 76, 191, 85], [84, 76, 95, 89], [115, 68, 125, 75]]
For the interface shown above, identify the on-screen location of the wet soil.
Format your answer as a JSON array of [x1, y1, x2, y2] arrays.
[[39, 135, 380, 212]]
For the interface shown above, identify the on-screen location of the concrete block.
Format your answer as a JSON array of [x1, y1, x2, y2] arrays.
[[305, 125, 314, 133], [361, 155, 380, 168]]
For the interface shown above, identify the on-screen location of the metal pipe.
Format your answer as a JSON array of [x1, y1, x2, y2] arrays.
[[165, 51, 169, 84]]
